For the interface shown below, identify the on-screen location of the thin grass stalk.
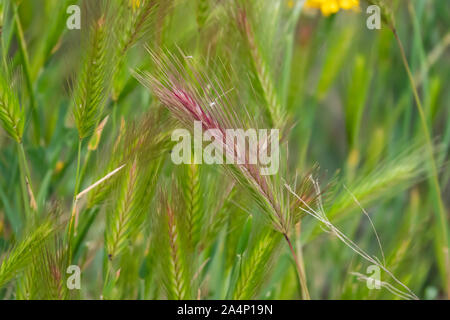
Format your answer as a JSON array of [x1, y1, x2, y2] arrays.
[[16, 142, 31, 219], [391, 27, 450, 297], [12, 3, 39, 143], [295, 222, 310, 300], [67, 138, 83, 264], [286, 181, 419, 300], [73, 138, 83, 203], [77, 116, 108, 189], [68, 138, 82, 236], [371, 0, 450, 293], [78, 148, 92, 191], [283, 233, 310, 299], [18, 142, 36, 215], [70, 138, 83, 235], [0, 59, 34, 218]]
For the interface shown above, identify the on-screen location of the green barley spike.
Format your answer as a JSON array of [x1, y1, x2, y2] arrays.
[[167, 207, 187, 299], [73, 15, 111, 139], [184, 163, 202, 250], [0, 220, 54, 289], [158, 201, 191, 300], [0, 64, 24, 143], [236, 5, 284, 128], [105, 161, 139, 260], [233, 231, 281, 299]]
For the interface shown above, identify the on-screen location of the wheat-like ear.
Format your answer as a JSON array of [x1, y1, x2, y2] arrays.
[[104, 158, 161, 261], [0, 62, 24, 143], [72, 14, 112, 139], [0, 219, 55, 288], [234, 4, 283, 128], [88, 109, 170, 208], [101, 158, 155, 299], [135, 50, 314, 234], [116, 0, 157, 55], [154, 187, 193, 300], [110, 0, 158, 99], [136, 50, 315, 296], [102, 155, 162, 298], [104, 114, 169, 260], [28, 236, 72, 300], [179, 164, 236, 257], [233, 229, 282, 299], [182, 163, 203, 251]]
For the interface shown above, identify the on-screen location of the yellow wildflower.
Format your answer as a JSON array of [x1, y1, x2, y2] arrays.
[[131, 0, 141, 10], [305, 0, 359, 16]]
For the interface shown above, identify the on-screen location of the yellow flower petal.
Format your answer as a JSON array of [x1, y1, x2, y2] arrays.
[[305, 0, 359, 16], [321, 0, 340, 16], [339, 0, 359, 10]]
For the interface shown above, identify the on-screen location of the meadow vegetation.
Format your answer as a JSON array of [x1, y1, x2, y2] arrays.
[[0, 0, 449, 300]]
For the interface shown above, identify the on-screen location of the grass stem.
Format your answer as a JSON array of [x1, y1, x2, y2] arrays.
[[13, 4, 40, 143], [74, 138, 83, 199], [68, 138, 83, 252], [283, 232, 310, 300], [16, 143, 31, 219], [392, 26, 450, 298], [17, 143, 36, 214]]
